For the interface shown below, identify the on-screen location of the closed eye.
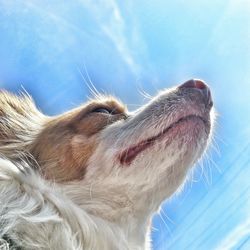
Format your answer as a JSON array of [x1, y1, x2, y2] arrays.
[[91, 107, 113, 114]]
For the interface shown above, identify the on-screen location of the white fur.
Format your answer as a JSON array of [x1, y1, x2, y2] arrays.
[[0, 85, 213, 249]]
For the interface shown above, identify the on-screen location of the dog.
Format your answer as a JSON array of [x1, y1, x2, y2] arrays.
[[0, 79, 213, 249]]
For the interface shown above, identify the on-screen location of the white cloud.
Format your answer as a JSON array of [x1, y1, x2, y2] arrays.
[[0, 0, 153, 77], [215, 218, 250, 250], [80, 0, 143, 75]]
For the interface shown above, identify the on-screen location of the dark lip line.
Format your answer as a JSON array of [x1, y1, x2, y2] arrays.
[[118, 114, 208, 166]]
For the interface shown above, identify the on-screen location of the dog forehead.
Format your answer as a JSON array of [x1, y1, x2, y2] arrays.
[[86, 96, 127, 113]]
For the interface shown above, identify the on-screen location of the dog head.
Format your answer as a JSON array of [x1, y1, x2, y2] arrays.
[[0, 79, 214, 219]]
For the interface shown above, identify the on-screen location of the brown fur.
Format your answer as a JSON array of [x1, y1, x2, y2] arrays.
[[0, 91, 127, 182], [0, 91, 43, 141]]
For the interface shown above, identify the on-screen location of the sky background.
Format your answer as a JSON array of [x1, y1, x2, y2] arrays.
[[0, 0, 249, 249]]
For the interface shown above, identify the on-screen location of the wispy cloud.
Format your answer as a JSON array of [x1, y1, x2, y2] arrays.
[[215, 218, 250, 250], [80, 0, 144, 75], [0, 0, 154, 78]]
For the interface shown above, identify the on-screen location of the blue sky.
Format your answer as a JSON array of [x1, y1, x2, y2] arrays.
[[0, 0, 249, 249]]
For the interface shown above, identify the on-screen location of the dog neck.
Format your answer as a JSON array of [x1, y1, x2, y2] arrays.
[[61, 160, 190, 249]]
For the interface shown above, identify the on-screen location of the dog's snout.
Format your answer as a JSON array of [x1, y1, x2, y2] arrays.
[[179, 79, 213, 109]]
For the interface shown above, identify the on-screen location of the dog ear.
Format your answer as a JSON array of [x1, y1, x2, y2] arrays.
[[0, 91, 45, 158]]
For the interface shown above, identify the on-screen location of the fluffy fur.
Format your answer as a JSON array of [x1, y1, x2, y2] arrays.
[[0, 80, 213, 249]]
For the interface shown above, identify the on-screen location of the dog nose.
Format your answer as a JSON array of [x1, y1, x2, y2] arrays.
[[179, 79, 213, 109]]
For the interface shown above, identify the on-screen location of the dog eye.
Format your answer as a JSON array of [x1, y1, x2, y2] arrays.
[[91, 108, 113, 114]]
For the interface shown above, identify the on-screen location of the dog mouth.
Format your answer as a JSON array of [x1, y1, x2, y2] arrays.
[[118, 115, 209, 165]]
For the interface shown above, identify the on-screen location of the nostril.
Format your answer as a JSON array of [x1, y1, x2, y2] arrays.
[[179, 79, 213, 109], [179, 79, 207, 90], [194, 80, 207, 90]]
